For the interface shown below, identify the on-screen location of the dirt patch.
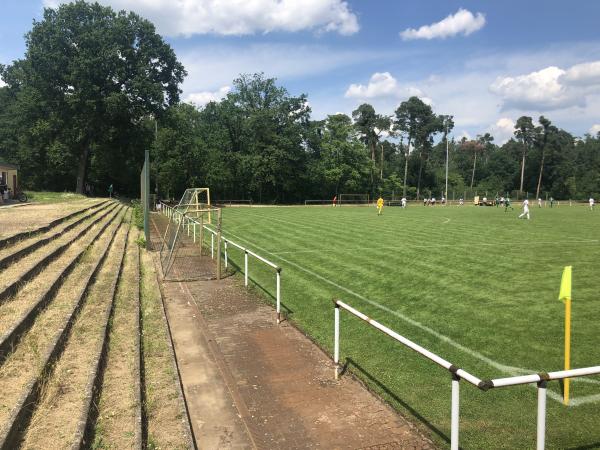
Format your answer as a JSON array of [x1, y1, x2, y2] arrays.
[[151, 213, 436, 449], [0, 199, 101, 239]]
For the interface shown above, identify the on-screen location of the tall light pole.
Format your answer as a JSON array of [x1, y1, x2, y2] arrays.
[[445, 122, 449, 205], [444, 115, 453, 205]]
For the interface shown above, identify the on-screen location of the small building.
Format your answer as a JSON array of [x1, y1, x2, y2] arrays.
[[0, 161, 19, 198]]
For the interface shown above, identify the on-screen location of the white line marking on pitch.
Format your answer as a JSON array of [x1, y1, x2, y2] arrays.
[[271, 240, 599, 256], [223, 229, 600, 406], [442, 217, 451, 224]]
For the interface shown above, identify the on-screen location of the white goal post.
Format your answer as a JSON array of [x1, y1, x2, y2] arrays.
[[160, 187, 214, 279]]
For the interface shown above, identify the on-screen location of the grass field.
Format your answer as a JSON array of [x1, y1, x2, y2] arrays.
[[25, 191, 88, 203], [213, 203, 600, 449]]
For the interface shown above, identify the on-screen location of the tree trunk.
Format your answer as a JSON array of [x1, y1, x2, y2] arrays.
[[370, 141, 375, 189], [470, 152, 477, 189], [535, 149, 545, 199], [402, 137, 411, 197], [75, 146, 90, 194], [519, 149, 526, 193], [416, 151, 423, 200], [380, 144, 384, 180]]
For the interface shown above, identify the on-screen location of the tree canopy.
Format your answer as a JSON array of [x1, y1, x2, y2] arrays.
[[0, 0, 185, 193], [1, 2, 600, 202]]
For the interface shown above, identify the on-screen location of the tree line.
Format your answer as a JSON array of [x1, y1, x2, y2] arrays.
[[1, 1, 599, 202]]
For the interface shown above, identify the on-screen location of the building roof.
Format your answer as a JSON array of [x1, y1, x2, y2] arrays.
[[0, 161, 18, 170]]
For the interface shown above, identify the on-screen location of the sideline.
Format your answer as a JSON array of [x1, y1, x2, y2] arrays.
[[220, 229, 600, 407]]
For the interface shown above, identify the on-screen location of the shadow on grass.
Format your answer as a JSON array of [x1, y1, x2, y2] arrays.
[[565, 443, 600, 450], [226, 259, 295, 320], [343, 357, 450, 446]]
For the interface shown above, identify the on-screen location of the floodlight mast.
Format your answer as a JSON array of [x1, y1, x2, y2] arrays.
[[445, 121, 449, 205]]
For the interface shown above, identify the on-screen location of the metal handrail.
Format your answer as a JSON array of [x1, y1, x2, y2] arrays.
[[159, 203, 283, 323], [334, 299, 600, 450]]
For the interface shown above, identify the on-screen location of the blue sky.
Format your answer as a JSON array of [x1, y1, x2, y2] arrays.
[[2, 0, 600, 142]]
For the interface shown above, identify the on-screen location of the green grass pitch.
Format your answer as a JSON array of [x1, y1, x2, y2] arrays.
[[213, 203, 600, 449]]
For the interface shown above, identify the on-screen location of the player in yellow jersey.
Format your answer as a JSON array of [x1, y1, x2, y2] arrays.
[[377, 196, 384, 215]]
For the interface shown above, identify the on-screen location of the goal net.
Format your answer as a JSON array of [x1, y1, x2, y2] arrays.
[[160, 188, 216, 280], [338, 193, 370, 206]]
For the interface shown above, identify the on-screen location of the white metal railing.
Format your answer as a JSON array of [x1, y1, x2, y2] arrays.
[[160, 203, 283, 323], [333, 299, 600, 450]]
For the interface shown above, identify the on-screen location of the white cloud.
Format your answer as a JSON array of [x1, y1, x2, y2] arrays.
[[44, 0, 359, 37], [490, 66, 576, 110], [490, 60, 600, 111], [488, 117, 515, 144], [185, 86, 230, 107], [344, 72, 430, 103], [563, 61, 600, 86], [400, 8, 485, 41], [590, 124, 600, 135]]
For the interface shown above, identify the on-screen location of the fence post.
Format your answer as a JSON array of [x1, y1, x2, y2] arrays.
[[200, 215, 204, 255], [334, 302, 340, 380], [244, 251, 248, 287], [537, 380, 547, 450], [276, 268, 282, 324], [216, 209, 222, 280], [211, 233, 214, 259], [451, 374, 460, 450], [193, 222, 196, 243], [224, 240, 228, 268]]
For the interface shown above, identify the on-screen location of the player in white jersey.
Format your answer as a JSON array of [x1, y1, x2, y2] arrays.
[[538, 198, 542, 208], [401, 197, 407, 208], [518, 199, 530, 220], [590, 197, 595, 211]]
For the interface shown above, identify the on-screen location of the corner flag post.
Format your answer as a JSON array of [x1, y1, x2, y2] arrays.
[[558, 266, 572, 405]]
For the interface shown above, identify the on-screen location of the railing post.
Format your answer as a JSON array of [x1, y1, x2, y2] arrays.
[[211, 233, 214, 259], [193, 222, 196, 243], [216, 209, 222, 280], [451, 374, 460, 450], [537, 380, 547, 450], [276, 268, 281, 324], [244, 251, 248, 287], [224, 240, 228, 268], [199, 215, 204, 254], [334, 302, 340, 379]]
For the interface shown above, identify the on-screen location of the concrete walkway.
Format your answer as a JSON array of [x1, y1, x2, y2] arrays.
[[151, 215, 435, 449]]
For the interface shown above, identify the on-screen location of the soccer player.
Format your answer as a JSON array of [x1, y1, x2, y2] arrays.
[[401, 197, 407, 208], [504, 196, 513, 212], [590, 197, 595, 211], [377, 196, 384, 215], [538, 198, 542, 208], [459, 198, 464, 206], [518, 199, 530, 220], [332, 195, 337, 207], [431, 197, 436, 206]]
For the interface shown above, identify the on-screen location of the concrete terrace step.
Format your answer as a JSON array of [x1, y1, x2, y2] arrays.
[[0, 207, 126, 449]]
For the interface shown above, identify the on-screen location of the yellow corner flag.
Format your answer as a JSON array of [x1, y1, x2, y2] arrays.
[[558, 266, 572, 405], [558, 266, 572, 302]]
